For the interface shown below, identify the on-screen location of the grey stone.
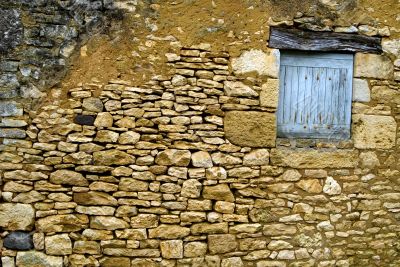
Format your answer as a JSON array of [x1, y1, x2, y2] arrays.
[[0, 101, 23, 117], [16, 251, 63, 267], [82, 97, 104, 112], [0, 9, 23, 53], [4, 231, 34, 250], [0, 129, 26, 138]]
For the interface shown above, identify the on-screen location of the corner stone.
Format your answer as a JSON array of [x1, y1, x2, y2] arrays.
[[352, 114, 397, 149], [354, 53, 393, 79], [225, 111, 276, 147]]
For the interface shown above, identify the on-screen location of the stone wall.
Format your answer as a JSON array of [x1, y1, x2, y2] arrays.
[[1, 1, 400, 267]]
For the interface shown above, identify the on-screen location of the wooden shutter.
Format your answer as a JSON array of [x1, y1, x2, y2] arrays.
[[277, 51, 353, 139]]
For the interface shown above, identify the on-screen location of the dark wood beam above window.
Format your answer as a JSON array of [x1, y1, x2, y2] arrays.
[[269, 27, 382, 54]]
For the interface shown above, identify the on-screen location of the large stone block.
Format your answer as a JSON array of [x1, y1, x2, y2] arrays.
[[0, 203, 34, 231], [224, 111, 276, 147], [352, 78, 370, 102], [232, 49, 280, 77], [270, 148, 358, 168], [208, 234, 237, 254], [354, 53, 393, 79], [16, 251, 62, 267], [0, 101, 23, 117], [352, 114, 397, 149]]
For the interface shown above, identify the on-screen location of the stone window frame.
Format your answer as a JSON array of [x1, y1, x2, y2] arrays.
[[268, 27, 389, 146]]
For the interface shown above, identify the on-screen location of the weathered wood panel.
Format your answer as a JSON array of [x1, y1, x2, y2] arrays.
[[269, 27, 382, 53], [277, 52, 353, 139]]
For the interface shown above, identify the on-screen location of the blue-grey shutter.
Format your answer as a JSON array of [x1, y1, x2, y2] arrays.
[[277, 52, 353, 139]]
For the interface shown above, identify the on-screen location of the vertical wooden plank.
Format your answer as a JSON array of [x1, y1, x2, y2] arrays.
[[290, 66, 299, 124], [283, 66, 292, 125], [331, 68, 340, 125], [296, 67, 306, 124], [277, 66, 286, 124]]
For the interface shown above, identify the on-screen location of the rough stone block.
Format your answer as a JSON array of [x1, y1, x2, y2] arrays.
[[208, 234, 237, 254], [354, 53, 393, 79], [260, 79, 279, 108], [0, 203, 34, 231], [4, 231, 33, 250], [352, 78, 370, 102], [16, 251, 62, 267], [352, 114, 396, 149], [232, 49, 280, 77], [224, 111, 276, 147], [270, 148, 358, 168], [74, 115, 95, 126], [160, 240, 183, 259]]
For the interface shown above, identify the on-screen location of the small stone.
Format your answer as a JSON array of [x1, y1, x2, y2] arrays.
[[115, 117, 136, 128], [280, 169, 301, 181], [191, 151, 213, 167], [208, 234, 237, 254], [221, 257, 244, 267], [224, 81, 258, 97], [82, 97, 103, 112], [181, 179, 202, 198], [171, 75, 187, 86], [206, 167, 227, 179], [4, 231, 33, 250], [50, 170, 88, 186], [0, 101, 23, 117], [94, 112, 113, 127], [148, 224, 190, 239], [74, 192, 118, 206], [243, 149, 269, 166], [16, 251, 63, 267], [94, 130, 119, 143], [74, 115, 95, 126], [90, 216, 130, 230], [36, 214, 89, 233], [296, 179, 322, 193], [73, 241, 101, 254], [118, 131, 140, 144], [203, 184, 234, 202], [155, 149, 191, 166], [184, 242, 208, 257], [0, 203, 35, 231], [160, 240, 183, 259], [323, 176, 342, 195], [359, 151, 380, 169], [93, 150, 135, 165], [45, 234, 72, 255], [263, 224, 297, 236]]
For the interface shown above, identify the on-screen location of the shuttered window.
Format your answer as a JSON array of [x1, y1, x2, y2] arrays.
[[277, 51, 353, 139]]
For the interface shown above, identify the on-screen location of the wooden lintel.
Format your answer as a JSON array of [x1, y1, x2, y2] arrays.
[[269, 27, 382, 54]]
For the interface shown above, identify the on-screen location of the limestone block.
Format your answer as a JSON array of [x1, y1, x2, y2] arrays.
[[208, 234, 237, 254], [263, 224, 297, 236], [181, 179, 202, 198], [354, 53, 393, 79], [371, 86, 400, 105], [225, 111, 276, 147], [94, 112, 113, 127], [203, 184, 234, 202], [191, 151, 213, 167], [16, 252, 62, 267], [184, 242, 208, 257], [243, 149, 269, 166], [82, 97, 103, 112], [50, 170, 88, 186], [352, 114, 396, 149], [232, 49, 280, 77], [118, 131, 140, 144], [0, 101, 23, 117], [74, 192, 118, 206], [93, 150, 135, 165], [148, 225, 190, 239], [36, 214, 89, 233], [223, 81, 258, 97], [160, 240, 183, 259], [90, 216, 130, 230], [270, 148, 358, 168], [0, 203, 34, 231], [296, 179, 322, 193], [260, 79, 279, 108], [45, 234, 72, 255], [323, 176, 342, 195], [359, 151, 380, 169], [155, 149, 191, 166], [352, 78, 370, 102]]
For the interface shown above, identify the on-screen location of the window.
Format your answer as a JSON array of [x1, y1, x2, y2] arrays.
[[277, 51, 353, 139]]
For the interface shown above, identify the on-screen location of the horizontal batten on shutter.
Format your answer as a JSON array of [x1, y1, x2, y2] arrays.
[[277, 51, 353, 139]]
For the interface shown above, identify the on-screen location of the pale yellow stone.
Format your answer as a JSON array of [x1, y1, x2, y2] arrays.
[[270, 148, 358, 168], [225, 111, 276, 147], [160, 240, 183, 259], [45, 234, 72, 255], [352, 114, 396, 149], [354, 53, 393, 79], [260, 79, 279, 108]]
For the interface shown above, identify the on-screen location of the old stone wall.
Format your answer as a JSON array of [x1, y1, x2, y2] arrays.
[[1, 1, 400, 267]]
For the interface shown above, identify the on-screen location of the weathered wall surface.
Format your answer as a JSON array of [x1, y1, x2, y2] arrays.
[[1, 1, 400, 267]]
